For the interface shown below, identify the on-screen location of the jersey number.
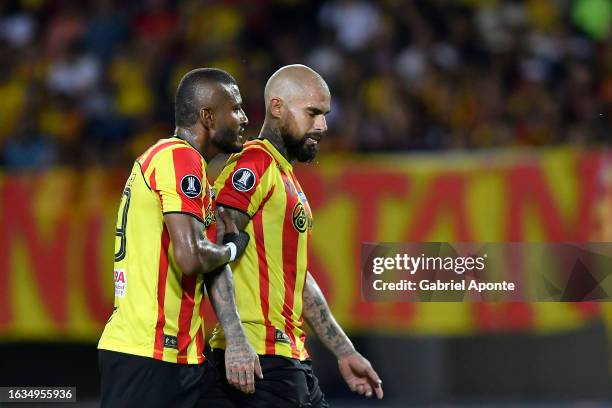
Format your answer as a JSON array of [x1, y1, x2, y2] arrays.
[[114, 187, 131, 262]]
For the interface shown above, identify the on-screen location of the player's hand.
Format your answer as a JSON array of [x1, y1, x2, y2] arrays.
[[225, 339, 263, 394], [217, 206, 235, 236], [338, 351, 383, 399]]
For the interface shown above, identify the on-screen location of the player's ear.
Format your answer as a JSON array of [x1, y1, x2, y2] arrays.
[[200, 107, 214, 129], [269, 97, 283, 119]]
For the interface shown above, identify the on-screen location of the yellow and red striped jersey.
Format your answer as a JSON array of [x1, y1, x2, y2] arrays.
[[209, 139, 313, 360], [98, 137, 215, 364]]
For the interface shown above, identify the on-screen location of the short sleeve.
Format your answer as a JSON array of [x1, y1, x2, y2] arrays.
[[151, 147, 206, 222], [214, 148, 275, 217]]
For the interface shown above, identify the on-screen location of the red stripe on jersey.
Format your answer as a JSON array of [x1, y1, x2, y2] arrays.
[[298, 321, 308, 358], [153, 225, 171, 360], [176, 273, 197, 364], [140, 140, 184, 174], [149, 168, 157, 190], [172, 147, 204, 217], [291, 171, 310, 360], [206, 221, 216, 242], [195, 322, 205, 363], [253, 188, 276, 355], [195, 298, 205, 363], [216, 145, 274, 214], [280, 173, 300, 358]]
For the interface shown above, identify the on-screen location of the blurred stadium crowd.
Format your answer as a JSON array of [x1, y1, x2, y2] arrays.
[[0, 0, 609, 168]]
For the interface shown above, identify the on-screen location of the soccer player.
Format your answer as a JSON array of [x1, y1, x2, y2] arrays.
[[201, 65, 383, 407], [98, 68, 261, 408]]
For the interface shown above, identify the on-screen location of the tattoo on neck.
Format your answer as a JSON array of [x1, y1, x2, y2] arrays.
[[260, 123, 289, 160]]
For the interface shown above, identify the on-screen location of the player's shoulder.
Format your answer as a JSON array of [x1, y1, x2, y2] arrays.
[[227, 140, 275, 171], [138, 137, 202, 172]]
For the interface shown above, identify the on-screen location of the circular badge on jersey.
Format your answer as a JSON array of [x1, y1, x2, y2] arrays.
[[180, 174, 202, 198], [292, 202, 308, 233], [232, 168, 256, 192]]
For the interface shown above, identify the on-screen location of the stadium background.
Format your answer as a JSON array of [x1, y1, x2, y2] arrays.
[[0, 0, 611, 406]]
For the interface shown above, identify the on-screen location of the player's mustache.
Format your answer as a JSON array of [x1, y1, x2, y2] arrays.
[[302, 132, 325, 142]]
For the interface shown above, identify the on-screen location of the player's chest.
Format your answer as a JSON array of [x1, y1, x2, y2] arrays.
[[270, 169, 313, 234]]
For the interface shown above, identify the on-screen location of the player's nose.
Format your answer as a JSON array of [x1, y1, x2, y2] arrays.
[[240, 109, 248, 126], [314, 115, 327, 133]]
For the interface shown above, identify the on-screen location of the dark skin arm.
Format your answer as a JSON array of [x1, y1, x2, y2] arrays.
[[215, 205, 250, 241], [303, 272, 384, 399], [165, 211, 260, 393], [163, 213, 231, 276]]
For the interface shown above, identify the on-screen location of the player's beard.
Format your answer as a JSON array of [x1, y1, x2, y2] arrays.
[[212, 126, 244, 154], [285, 132, 322, 163]]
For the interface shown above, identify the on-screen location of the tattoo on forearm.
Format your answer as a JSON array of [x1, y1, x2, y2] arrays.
[[205, 266, 245, 343], [303, 273, 355, 358], [325, 325, 338, 340]]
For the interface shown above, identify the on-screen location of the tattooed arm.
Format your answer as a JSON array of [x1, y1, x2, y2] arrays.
[[302, 272, 355, 358], [205, 266, 262, 394], [302, 272, 384, 399], [204, 206, 262, 394]]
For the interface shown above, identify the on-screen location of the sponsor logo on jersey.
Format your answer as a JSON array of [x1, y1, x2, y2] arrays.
[[114, 269, 126, 297], [292, 202, 308, 233]]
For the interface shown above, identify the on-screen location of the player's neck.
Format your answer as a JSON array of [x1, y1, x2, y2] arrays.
[[174, 126, 212, 161], [259, 122, 291, 162]]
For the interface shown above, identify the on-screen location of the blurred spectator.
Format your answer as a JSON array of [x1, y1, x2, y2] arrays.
[[83, 0, 128, 62], [109, 46, 153, 119], [3, 85, 57, 170], [319, 0, 382, 52], [0, 49, 26, 143], [0, 0, 609, 165], [47, 43, 101, 96], [0, 11, 35, 48], [572, 0, 612, 40]]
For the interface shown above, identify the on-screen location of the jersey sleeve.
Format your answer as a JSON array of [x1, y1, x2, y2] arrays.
[[214, 148, 275, 217], [150, 147, 206, 222]]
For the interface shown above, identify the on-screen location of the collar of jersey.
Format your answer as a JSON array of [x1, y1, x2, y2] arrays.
[[257, 138, 292, 172], [169, 136, 208, 166]]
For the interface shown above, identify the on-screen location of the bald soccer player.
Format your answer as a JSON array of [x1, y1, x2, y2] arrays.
[[200, 65, 383, 407], [99, 68, 261, 408]]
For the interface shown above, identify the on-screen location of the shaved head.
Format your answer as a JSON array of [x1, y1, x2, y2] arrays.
[[264, 64, 330, 113], [261, 64, 331, 163]]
